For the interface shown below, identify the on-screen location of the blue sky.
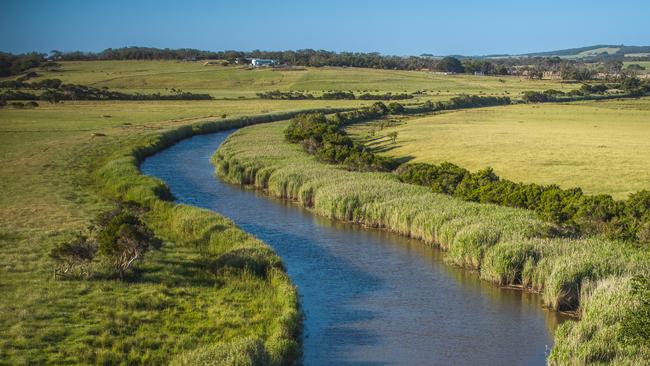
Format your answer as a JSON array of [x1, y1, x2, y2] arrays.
[[1, 0, 649, 55]]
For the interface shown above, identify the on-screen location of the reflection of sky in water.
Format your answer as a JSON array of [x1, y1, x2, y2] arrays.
[[142, 131, 569, 366]]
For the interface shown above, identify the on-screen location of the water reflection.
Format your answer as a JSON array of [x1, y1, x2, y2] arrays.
[[141, 131, 568, 366]]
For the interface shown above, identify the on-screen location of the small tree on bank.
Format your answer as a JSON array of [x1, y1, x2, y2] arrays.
[[97, 210, 161, 278], [50, 204, 161, 280]]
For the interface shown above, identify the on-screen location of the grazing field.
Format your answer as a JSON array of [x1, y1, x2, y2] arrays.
[[23, 60, 577, 98], [215, 120, 650, 365], [0, 98, 362, 364], [348, 98, 650, 198]]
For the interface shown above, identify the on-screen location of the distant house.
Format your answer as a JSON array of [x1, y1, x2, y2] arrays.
[[251, 59, 277, 67], [474, 71, 485, 76], [542, 71, 561, 80]]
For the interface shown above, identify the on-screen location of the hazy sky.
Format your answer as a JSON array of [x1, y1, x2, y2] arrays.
[[1, 0, 649, 55]]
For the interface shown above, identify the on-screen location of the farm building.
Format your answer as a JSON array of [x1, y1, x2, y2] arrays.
[[251, 58, 277, 67]]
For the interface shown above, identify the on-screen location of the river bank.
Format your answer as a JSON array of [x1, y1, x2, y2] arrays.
[[214, 120, 650, 365]]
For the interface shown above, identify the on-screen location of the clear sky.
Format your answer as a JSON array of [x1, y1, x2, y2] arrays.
[[1, 0, 649, 56]]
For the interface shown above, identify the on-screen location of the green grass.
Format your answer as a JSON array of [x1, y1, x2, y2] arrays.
[[347, 98, 650, 198], [215, 120, 650, 365], [623, 61, 650, 71], [0, 100, 361, 364], [20, 60, 577, 99]]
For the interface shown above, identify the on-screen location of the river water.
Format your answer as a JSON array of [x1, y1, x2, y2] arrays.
[[140, 130, 564, 366]]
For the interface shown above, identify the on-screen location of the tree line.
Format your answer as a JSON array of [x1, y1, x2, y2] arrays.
[[0, 78, 212, 103], [1, 47, 629, 79], [521, 77, 650, 103]]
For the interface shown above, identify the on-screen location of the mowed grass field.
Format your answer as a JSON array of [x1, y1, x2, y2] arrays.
[[28, 60, 576, 98], [349, 98, 650, 198]]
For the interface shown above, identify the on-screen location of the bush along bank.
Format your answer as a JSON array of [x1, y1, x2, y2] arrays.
[[214, 120, 650, 365], [83, 108, 350, 365], [397, 163, 650, 244]]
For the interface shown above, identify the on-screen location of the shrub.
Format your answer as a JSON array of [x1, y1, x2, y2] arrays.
[[387, 102, 405, 114], [284, 104, 397, 171], [96, 208, 162, 277], [522, 91, 549, 103]]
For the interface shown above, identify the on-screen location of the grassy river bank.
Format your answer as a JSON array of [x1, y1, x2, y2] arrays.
[[0, 102, 358, 365], [214, 120, 650, 365]]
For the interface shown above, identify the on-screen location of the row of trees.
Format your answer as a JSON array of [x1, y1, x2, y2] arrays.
[[521, 78, 650, 103], [3, 48, 645, 80], [0, 79, 212, 102], [40, 47, 621, 78], [256, 90, 414, 100], [0, 52, 45, 76]]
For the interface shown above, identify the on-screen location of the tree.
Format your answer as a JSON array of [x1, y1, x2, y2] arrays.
[[387, 102, 404, 114], [97, 210, 161, 277], [436, 57, 465, 73]]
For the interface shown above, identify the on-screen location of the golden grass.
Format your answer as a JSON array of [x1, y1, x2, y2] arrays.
[[348, 98, 650, 198]]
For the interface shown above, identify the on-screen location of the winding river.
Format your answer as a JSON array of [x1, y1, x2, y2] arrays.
[[141, 130, 566, 366]]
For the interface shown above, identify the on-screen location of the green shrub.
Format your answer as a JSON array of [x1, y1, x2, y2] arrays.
[[96, 207, 162, 277]]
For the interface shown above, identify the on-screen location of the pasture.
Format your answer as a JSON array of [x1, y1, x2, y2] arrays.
[[26, 60, 577, 98], [348, 98, 650, 198]]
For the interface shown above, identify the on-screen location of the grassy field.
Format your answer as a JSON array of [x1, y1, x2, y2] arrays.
[[624, 61, 650, 71], [215, 120, 650, 365], [1, 60, 648, 364], [348, 98, 650, 198], [22, 60, 577, 98], [0, 99, 363, 364]]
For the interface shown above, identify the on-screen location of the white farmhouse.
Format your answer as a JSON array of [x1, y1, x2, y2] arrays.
[[251, 58, 277, 67]]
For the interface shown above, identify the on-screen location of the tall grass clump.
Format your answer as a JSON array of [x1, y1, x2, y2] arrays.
[[214, 120, 650, 364]]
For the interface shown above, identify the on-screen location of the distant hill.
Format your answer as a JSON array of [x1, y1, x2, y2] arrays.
[[518, 45, 650, 59]]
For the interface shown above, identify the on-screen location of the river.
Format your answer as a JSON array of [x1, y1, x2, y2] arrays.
[[140, 130, 565, 366]]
